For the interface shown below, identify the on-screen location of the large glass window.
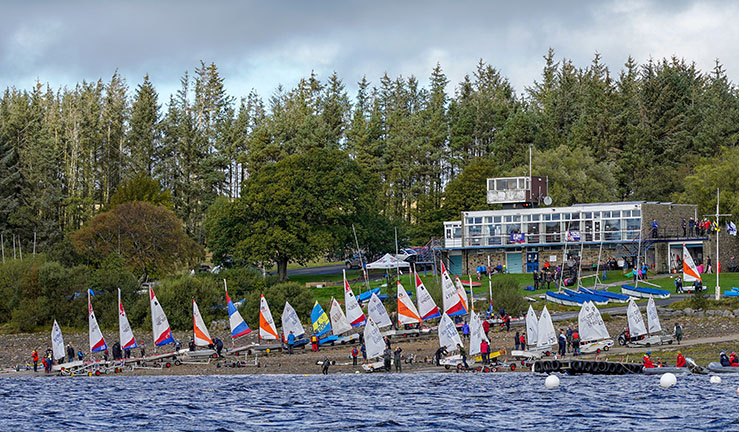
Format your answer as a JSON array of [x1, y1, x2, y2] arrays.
[[525, 222, 540, 243], [604, 219, 621, 240], [545, 221, 559, 243]]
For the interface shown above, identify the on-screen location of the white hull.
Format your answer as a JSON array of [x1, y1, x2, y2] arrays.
[[361, 360, 387, 372], [621, 286, 670, 299], [579, 339, 614, 354], [545, 293, 581, 307], [625, 334, 665, 347]]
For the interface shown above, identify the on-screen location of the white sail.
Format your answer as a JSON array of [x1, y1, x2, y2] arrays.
[[193, 299, 214, 346], [415, 273, 440, 320], [150, 286, 174, 346], [438, 313, 463, 352], [259, 294, 279, 340], [281, 301, 305, 338], [627, 298, 647, 337], [525, 305, 539, 347], [469, 312, 489, 356], [51, 320, 65, 361], [329, 297, 352, 336], [579, 301, 609, 342], [363, 318, 385, 359], [454, 276, 470, 313], [536, 306, 556, 349], [118, 289, 137, 350], [88, 290, 107, 353], [682, 244, 701, 282], [343, 271, 366, 327], [367, 293, 392, 329], [646, 296, 662, 334], [440, 263, 466, 316], [397, 281, 421, 325]]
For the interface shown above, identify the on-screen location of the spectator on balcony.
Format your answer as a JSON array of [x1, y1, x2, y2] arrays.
[[689, 217, 695, 237], [651, 219, 659, 238], [682, 218, 687, 237]]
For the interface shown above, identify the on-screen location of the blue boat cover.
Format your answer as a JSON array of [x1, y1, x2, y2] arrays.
[[356, 288, 381, 302], [583, 288, 630, 301], [621, 285, 670, 296], [724, 291, 739, 297], [565, 289, 610, 303], [546, 291, 587, 304]]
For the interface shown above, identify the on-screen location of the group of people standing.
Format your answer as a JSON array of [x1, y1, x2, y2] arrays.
[[682, 217, 715, 237]]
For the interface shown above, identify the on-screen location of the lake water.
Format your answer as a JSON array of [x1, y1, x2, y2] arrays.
[[1, 373, 737, 431]]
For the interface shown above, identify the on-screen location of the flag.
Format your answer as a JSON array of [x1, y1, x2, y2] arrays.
[[713, 221, 720, 232], [728, 221, 737, 236], [566, 230, 581, 241]]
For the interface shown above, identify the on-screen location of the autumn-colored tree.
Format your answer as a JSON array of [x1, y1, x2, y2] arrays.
[[71, 201, 202, 280]]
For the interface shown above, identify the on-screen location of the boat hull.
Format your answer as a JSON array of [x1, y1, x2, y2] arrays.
[[707, 362, 739, 373], [621, 285, 670, 299]]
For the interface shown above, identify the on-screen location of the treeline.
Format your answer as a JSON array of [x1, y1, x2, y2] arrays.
[[2, 51, 739, 253]]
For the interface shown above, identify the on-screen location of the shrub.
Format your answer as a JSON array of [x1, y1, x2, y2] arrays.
[[491, 277, 528, 316]]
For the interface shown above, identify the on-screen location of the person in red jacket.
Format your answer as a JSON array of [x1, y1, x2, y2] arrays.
[[730, 352, 739, 367], [31, 349, 39, 372], [643, 351, 655, 368], [676, 351, 686, 368]]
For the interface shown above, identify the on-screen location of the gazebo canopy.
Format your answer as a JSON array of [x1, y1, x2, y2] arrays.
[[365, 253, 411, 270]]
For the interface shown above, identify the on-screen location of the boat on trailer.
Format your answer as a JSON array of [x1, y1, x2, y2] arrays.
[[545, 291, 583, 307], [582, 288, 630, 303], [621, 284, 670, 299], [564, 289, 610, 305]]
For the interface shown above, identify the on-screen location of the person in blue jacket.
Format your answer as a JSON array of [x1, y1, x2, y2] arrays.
[[287, 331, 295, 355], [461, 322, 470, 341]]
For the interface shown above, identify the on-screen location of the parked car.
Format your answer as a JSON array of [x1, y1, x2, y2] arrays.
[[346, 254, 365, 269], [395, 248, 417, 262]]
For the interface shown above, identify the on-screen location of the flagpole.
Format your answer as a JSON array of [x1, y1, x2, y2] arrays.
[[716, 188, 721, 301], [487, 255, 493, 310]]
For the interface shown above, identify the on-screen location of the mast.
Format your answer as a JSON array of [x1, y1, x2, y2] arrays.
[[558, 221, 570, 292], [487, 255, 493, 314], [635, 212, 643, 288], [352, 224, 370, 292]]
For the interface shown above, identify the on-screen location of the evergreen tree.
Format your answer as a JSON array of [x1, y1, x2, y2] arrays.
[[127, 74, 160, 176]]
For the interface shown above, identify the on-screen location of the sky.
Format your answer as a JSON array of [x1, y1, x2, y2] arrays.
[[1, 0, 737, 102]]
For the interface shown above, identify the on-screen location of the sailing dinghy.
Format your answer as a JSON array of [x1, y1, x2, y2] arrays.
[[223, 280, 255, 355], [415, 272, 440, 321], [440, 262, 467, 316], [89, 289, 108, 355], [578, 301, 614, 354], [150, 285, 175, 348], [118, 289, 138, 353], [361, 318, 388, 372], [187, 299, 217, 358], [367, 292, 394, 336], [51, 320, 82, 371], [343, 270, 366, 327], [437, 313, 469, 369], [623, 298, 663, 347]]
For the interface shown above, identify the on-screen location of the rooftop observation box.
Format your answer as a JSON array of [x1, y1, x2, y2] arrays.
[[487, 176, 548, 207]]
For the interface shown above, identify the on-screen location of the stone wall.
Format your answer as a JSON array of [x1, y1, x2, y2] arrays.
[[641, 203, 697, 237]]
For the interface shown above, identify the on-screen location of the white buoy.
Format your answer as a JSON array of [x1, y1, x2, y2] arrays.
[[545, 375, 560, 389], [660, 372, 677, 388], [710, 376, 722, 384]]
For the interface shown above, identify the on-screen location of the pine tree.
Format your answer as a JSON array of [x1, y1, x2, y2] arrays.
[[127, 74, 160, 176]]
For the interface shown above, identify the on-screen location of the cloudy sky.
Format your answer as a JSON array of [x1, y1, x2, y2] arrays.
[[1, 0, 736, 101]]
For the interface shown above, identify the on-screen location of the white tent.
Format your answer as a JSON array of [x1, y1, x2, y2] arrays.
[[365, 253, 411, 270]]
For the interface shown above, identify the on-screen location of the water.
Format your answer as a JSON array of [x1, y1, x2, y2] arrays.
[[1, 373, 738, 431]]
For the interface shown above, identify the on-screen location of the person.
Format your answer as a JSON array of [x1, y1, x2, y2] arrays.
[[689, 217, 695, 236], [311, 334, 319, 352], [558, 330, 566, 356], [504, 314, 511, 332], [66, 343, 75, 363], [351, 347, 358, 366], [383, 347, 392, 372], [566, 327, 573, 353], [360, 342, 367, 364], [675, 276, 683, 294], [720, 351, 730, 367], [480, 340, 490, 364], [45, 346, 54, 364], [572, 330, 580, 355], [731, 256, 737, 273], [461, 322, 470, 341], [188, 339, 196, 351], [287, 331, 295, 355], [482, 319, 490, 338], [384, 336, 392, 350], [31, 349, 39, 372], [139, 341, 146, 358], [520, 332, 526, 351], [674, 323, 683, 345], [77, 351, 84, 361], [676, 351, 686, 368], [214, 338, 223, 357], [457, 344, 469, 369], [545, 271, 553, 290], [103, 348, 109, 361], [514, 331, 520, 351], [113, 341, 123, 360], [651, 219, 659, 238], [434, 346, 448, 366], [643, 351, 655, 368], [682, 218, 687, 236], [394, 347, 403, 372], [706, 256, 713, 274], [731, 352, 739, 367], [43, 356, 51, 374], [533, 270, 539, 290], [322, 356, 330, 375], [124, 348, 131, 359]]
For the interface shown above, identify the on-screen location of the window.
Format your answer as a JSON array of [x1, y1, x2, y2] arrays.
[[532, 214, 540, 221], [545, 221, 559, 243], [571, 212, 580, 220], [552, 213, 561, 221], [494, 216, 502, 223], [467, 217, 474, 224], [622, 210, 631, 217], [484, 217, 493, 223], [632, 209, 641, 217], [583, 212, 592, 219], [626, 218, 640, 231], [474, 217, 482, 224]]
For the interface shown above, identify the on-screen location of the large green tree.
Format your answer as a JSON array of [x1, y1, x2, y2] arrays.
[[221, 149, 380, 281]]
